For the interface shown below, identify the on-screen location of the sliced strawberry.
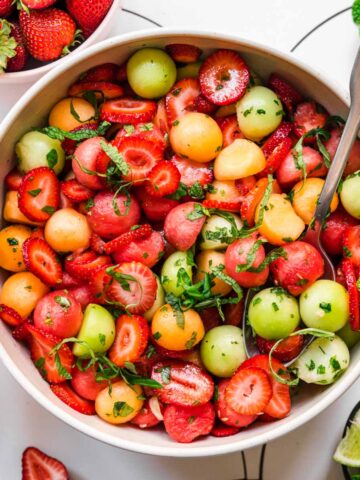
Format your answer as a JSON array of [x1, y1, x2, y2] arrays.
[[104, 224, 153, 255], [61, 179, 93, 203], [146, 161, 181, 197], [61, 123, 99, 156], [165, 78, 200, 125], [22, 446, 68, 480], [171, 155, 213, 187], [109, 314, 149, 367], [112, 230, 165, 268], [165, 43, 202, 63], [256, 334, 304, 363], [22, 237, 62, 287], [115, 62, 127, 82], [18, 167, 60, 222], [343, 225, 360, 265], [56, 271, 81, 290], [136, 189, 179, 222], [100, 98, 157, 124], [68, 284, 98, 310], [235, 176, 257, 197], [26, 324, 73, 384], [88, 264, 112, 304], [0, 304, 23, 327], [258, 137, 293, 177], [261, 122, 293, 157], [215, 379, 257, 427], [50, 383, 95, 415], [211, 422, 240, 437], [5, 168, 23, 191], [130, 398, 162, 429], [340, 259, 360, 331], [194, 94, 217, 115], [107, 261, 157, 314], [268, 74, 303, 113], [202, 199, 240, 212], [81, 62, 118, 82], [164, 201, 206, 251], [65, 251, 111, 281], [293, 101, 328, 138], [13, 318, 33, 342], [321, 209, 358, 256], [154, 98, 170, 134], [164, 402, 215, 443], [115, 122, 167, 152], [151, 360, 214, 406], [225, 367, 272, 415], [239, 355, 291, 419], [216, 114, 244, 147], [199, 49, 250, 105], [90, 232, 106, 254], [29, 227, 45, 240], [68, 81, 124, 99]]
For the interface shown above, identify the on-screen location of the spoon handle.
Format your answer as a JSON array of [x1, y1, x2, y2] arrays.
[[314, 46, 360, 223]]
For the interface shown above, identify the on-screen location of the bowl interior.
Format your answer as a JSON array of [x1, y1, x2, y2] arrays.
[[0, 30, 359, 457]]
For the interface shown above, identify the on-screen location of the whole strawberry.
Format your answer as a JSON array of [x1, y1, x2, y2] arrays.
[[21, 0, 58, 8], [19, 8, 78, 62], [0, 0, 14, 18], [66, 0, 113, 38], [7, 22, 28, 72]]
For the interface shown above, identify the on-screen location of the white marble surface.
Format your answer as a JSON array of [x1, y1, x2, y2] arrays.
[[0, 1, 359, 478]]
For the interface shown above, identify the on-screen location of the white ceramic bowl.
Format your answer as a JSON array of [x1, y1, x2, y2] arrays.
[[0, 29, 359, 457], [0, 0, 121, 85]]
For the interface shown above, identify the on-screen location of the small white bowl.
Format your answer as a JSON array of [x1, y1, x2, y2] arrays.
[[0, 0, 121, 85], [0, 29, 359, 457]]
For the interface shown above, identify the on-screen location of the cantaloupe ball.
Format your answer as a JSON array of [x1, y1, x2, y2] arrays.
[[44, 208, 91, 252], [195, 250, 232, 296], [0, 225, 32, 272], [95, 381, 143, 424], [49, 97, 97, 132]]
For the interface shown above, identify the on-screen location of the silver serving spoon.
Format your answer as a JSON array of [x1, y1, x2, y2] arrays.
[[243, 46, 360, 364]]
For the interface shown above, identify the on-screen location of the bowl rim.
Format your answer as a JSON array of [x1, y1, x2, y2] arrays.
[[0, 28, 358, 457], [0, 0, 121, 81]]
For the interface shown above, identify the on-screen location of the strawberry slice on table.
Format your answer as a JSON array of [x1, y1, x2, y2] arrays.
[[50, 383, 95, 415], [65, 250, 111, 281], [165, 78, 200, 125], [258, 137, 293, 177], [340, 259, 360, 331], [68, 81, 125, 100], [18, 167, 60, 222], [107, 261, 157, 314], [100, 98, 157, 124], [199, 49, 250, 105], [256, 334, 304, 363], [22, 237, 62, 287], [115, 122, 167, 152], [146, 161, 181, 197], [4, 169, 23, 191], [164, 201, 206, 251], [22, 446, 69, 480], [163, 402, 215, 443], [165, 43, 202, 64], [225, 367, 272, 416], [261, 121, 293, 158], [109, 314, 149, 367], [61, 179, 93, 203], [268, 73, 303, 113], [215, 379, 257, 428], [26, 324, 73, 384], [342, 225, 360, 266], [0, 304, 23, 327], [216, 114, 244, 147], [171, 155, 213, 187], [104, 224, 153, 255], [293, 101, 328, 139], [211, 422, 240, 437], [151, 360, 214, 406]]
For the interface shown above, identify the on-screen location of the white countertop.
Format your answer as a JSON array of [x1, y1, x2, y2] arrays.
[[0, 1, 359, 478]]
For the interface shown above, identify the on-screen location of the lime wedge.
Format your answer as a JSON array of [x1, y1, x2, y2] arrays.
[[334, 409, 360, 468]]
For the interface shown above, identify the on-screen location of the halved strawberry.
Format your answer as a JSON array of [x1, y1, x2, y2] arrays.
[[194, 94, 217, 115], [107, 261, 157, 314], [61, 123, 99, 156], [216, 114, 244, 147], [130, 398, 162, 429], [268, 74, 303, 113], [80, 62, 118, 82], [199, 49, 250, 105], [293, 101, 328, 138], [258, 137, 293, 177], [165, 78, 200, 125], [18, 167, 60, 222], [256, 334, 304, 363], [202, 199, 240, 212], [0, 304, 23, 327], [171, 155, 213, 187], [343, 225, 360, 265], [13, 318, 33, 342], [104, 224, 153, 255], [164, 201, 206, 251], [165, 43, 202, 63], [26, 324, 73, 383], [22, 237, 62, 287], [151, 360, 214, 406], [135, 188, 179, 222], [61, 179, 93, 203], [109, 314, 149, 367], [154, 98, 170, 134], [115, 122, 167, 152], [235, 176, 257, 197], [163, 402, 215, 443], [65, 251, 111, 281], [5, 168, 23, 191], [22, 446, 68, 480], [56, 271, 81, 290], [340, 259, 360, 331], [239, 355, 291, 419], [50, 383, 95, 415], [29, 227, 45, 240], [100, 98, 157, 124], [113, 230, 165, 268], [261, 122, 293, 158], [90, 232, 106, 254], [211, 422, 240, 437], [68, 81, 124, 99], [225, 367, 272, 415], [146, 161, 181, 197], [215, 379, 257, 427]]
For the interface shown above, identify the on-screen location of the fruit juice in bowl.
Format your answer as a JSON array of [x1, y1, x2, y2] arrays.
[[0, 30, 359, 456]]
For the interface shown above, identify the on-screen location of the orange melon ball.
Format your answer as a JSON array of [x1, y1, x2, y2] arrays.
[[95, 381, 143, 424], [195, 250, 232, 296], [49, 97, 97, 132], [3, 191, 42, 226], [0, 225, 32, 272], [44, 208, 91, 252]]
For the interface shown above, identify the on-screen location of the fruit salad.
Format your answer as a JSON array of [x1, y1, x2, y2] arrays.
[[1, 44, 360, 444]]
